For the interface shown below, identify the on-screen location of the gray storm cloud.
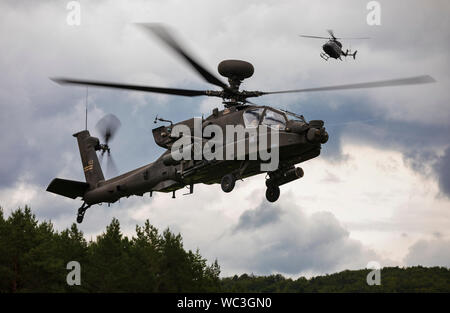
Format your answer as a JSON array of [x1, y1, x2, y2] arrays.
[[222, 200, 380, 275], [405, 238, 450, 267], [434, 147, 450, 198]]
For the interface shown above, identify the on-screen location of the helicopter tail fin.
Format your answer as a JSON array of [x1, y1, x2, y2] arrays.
[[73, 130, 105, 188], [353, 50, 357, 59]]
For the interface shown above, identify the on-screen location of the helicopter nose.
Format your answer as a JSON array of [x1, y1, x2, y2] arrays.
[[306, 127, 328, 144], [306, 120, 328, 144], [321, 130, 329, 144], [306, 128, 320, 142]]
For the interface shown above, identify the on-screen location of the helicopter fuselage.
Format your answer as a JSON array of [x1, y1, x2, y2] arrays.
[[82, 105, 328, 205], [322, 40, 344, 59]]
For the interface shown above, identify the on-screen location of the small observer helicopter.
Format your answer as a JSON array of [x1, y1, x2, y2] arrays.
[[47, 24, 435, 223], [300, 29, 369, 61]]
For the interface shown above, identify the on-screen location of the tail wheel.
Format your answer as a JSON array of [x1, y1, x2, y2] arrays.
[[221, 174, 236, 193], [76, 202, 90, 224], [266, 186, 280, 202], [76, 213, 84, 224]]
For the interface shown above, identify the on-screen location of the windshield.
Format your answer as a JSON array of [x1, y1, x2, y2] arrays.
[[243, 108, 264, 128], [282, 110, 307, 123], [262, 109, 286, 130]]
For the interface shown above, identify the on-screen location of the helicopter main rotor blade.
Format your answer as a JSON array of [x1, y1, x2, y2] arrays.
[[51, 77, 211, 97], [299, 35, 330, 40], [136, 23, 231, 92], [326, 29, 370, 40], [258, 75, 436, 96], [338, 37, 371, 40]]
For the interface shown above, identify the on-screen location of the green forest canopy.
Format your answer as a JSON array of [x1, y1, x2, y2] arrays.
[[0, 206, 449, 292]]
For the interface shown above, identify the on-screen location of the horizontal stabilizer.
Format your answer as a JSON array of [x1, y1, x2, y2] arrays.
[[46, 178, 89, 199]]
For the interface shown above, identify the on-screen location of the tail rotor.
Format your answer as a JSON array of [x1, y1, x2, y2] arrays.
[[95, 114, 121, 178]]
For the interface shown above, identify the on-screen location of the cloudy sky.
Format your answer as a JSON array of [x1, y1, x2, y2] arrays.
[[1, 0, 449, 277]]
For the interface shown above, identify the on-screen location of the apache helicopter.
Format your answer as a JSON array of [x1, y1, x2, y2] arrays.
[[300, 29, 369, 61], [46, 24, 435, 223]]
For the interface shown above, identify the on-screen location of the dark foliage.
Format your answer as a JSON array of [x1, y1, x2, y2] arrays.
[[0, 206, 220, 292], [220, 267, 450, 293], [0, 206, 448, 293]]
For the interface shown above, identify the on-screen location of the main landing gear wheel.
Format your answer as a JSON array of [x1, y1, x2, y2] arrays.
[[266, 186, 280, 202], [221, 174, 236, 193]]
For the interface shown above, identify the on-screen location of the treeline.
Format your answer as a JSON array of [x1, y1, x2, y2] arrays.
[[0, 206, 220, 292], [221, 267, 450, 292], [0, 206, 449, 293]]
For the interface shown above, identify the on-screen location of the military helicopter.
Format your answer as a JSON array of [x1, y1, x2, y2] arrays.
[[300, 29, 369, 61], [46, 24, 435, 223]]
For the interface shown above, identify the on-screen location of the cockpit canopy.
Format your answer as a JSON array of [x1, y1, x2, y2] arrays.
[[243, 107, 287, 130]]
